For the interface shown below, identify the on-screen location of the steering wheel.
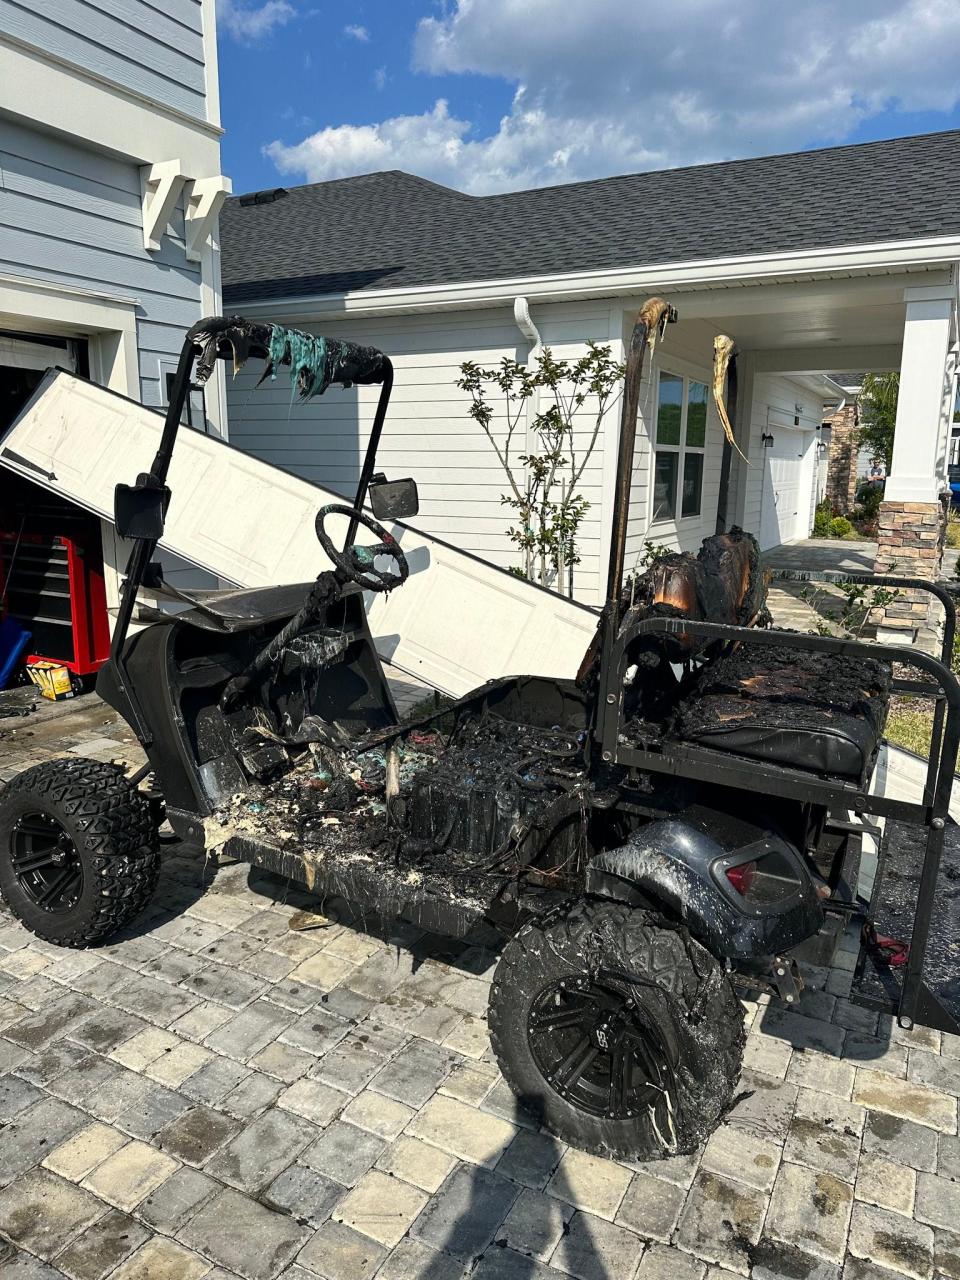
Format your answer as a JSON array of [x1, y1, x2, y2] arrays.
[[315, 503, 409, 592]]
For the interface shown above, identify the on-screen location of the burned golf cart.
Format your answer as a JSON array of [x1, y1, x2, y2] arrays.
[[1, 303, 958, 1162]]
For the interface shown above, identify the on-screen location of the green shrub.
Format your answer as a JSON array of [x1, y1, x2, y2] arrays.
[[828, 516, 854, 538], [855, 485, 883, 521], [812, 500, 833, 537], [947, 514, 960, 550]]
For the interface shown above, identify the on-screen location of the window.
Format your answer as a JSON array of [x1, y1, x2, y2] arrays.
[[165, 371, 207, 432], [652, 370, 708, 522]]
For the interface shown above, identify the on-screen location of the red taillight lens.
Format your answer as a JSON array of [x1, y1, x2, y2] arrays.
[[726, 861, 757, 896]]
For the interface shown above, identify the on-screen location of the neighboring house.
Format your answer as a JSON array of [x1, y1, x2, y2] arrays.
[[0, 0, 230, 668], [220, 132, 960, 635]]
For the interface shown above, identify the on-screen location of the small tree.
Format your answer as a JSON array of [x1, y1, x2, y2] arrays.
[[857, 372, 899, 471], [458, 343, 624, 593]]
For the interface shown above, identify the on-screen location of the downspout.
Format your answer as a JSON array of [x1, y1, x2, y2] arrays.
[[514, 297, 543, 587], [514, 296, 542, 353]]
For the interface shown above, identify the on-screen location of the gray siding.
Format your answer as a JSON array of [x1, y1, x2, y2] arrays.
[[0, 117, 203, 407], [0, 0, 207, 121]]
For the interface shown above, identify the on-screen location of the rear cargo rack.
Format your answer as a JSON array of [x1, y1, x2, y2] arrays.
[[597, 576, 960, 1032]]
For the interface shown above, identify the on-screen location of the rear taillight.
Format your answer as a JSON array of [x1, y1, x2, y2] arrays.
[[726, 861, 757, 896]]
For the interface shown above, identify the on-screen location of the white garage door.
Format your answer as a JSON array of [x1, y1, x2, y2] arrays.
[[759, 428, 814, 550]]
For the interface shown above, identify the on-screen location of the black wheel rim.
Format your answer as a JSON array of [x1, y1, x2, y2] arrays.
[[11, 812, 83, 913], [528, 972, 675, 1125]]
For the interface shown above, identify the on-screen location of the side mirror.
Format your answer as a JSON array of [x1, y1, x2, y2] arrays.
[[114, 480, 170, 540], [369, 475, 419, 521]]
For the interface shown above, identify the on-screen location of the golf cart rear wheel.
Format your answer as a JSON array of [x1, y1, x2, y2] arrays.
[[488, 899, 744, 1160], [0, 759, 159, 947]]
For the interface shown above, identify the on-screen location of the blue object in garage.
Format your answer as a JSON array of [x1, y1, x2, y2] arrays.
[[0, 615, 31, 690]]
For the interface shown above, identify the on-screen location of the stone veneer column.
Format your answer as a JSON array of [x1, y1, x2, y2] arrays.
[[872, 293, 955, 647], [873, 498, 947, 647], [824, 401, 859, 513]]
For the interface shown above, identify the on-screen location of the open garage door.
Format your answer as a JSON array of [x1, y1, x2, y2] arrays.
[[0, 370, 599, 696]]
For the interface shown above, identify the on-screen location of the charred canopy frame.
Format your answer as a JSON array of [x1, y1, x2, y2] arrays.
[[109, 315, 394, 741]]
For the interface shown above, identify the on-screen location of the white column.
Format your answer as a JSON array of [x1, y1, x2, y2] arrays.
[[936, 344, 958, 488], [885, 295, 954, 503]]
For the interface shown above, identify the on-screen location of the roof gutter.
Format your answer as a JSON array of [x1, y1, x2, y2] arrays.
[[226, 234, 960, 321]]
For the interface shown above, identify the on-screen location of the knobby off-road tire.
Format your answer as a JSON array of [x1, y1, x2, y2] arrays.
[[0, 758, 159, 947], [488, 898, 744, 1160]]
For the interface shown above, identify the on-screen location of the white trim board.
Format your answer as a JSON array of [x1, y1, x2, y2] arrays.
[[230, 241, 960, 320]]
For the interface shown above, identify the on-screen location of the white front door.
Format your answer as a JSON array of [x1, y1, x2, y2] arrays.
[[759, 429, 813, 549]]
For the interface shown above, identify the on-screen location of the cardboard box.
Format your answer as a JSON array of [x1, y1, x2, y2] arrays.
[[26, 661, 74, 701]]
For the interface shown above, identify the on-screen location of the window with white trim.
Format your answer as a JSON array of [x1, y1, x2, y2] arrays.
[[652, 370, 708, 523]]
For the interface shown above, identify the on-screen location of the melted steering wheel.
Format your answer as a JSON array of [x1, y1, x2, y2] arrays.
[[315, 503, 409, 593]]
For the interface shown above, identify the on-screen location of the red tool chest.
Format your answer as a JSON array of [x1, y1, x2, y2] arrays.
[[0, 475, 111, 678]]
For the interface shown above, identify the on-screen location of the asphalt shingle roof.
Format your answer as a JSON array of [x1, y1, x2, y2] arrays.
[[221, 130, 960, 305]]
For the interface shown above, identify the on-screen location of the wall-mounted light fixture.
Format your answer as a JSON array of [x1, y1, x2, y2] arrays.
[[761, 432, 775, 448]]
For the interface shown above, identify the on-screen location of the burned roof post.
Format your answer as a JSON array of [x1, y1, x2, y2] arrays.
[[713, 334, 739, 535], [605, 298, 678, 608]]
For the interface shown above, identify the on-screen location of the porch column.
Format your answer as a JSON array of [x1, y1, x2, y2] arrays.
[[874, 292, 956, 646]]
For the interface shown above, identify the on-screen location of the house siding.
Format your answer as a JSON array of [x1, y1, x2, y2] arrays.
[[0, 0, 207, 121], [0, 116, 203, 408], [225, 300, 615, 603]]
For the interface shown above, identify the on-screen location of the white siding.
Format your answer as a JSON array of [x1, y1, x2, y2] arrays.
[[225, 301, 616, 603]]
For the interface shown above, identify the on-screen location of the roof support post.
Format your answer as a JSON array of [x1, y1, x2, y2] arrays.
[[885, 295, 955, 504], [873, 289, 957, 647]]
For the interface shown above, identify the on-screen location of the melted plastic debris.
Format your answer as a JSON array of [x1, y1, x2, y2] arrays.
[[207, 714, 587, 908]]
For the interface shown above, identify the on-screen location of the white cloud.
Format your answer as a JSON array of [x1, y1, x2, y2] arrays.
[[267, 0, 960, 192], [344, 23, 370, 42], [373, 66, 387, 90], [266, 100, 471, 183], [217, 0, 293, 41]]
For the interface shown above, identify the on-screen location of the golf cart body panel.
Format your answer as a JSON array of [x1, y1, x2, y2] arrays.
[[96, 579, 397, 833]]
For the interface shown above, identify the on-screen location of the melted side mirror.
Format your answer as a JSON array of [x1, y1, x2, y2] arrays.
[[369, 476, 419, 521], [114, 480, 170, 540]]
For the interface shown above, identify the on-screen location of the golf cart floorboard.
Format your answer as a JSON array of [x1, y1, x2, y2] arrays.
[[851, 817, 960, 1032], [224, 830, 518, 939]]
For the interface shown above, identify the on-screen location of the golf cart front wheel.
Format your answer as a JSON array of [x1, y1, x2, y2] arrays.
[[0, 758, 159, 947], [488, 899, 744, 1160]]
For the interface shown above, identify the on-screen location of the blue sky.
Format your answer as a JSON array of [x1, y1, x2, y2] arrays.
[[217, 1, 960, 197]]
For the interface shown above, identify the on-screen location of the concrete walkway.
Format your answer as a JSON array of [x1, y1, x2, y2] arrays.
[[762, 537, 958, 638], [2, 675, 960, 1280], [764, 539, 879, 576]]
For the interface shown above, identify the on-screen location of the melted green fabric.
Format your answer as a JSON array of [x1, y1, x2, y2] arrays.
[[268, 326, 330, 401]]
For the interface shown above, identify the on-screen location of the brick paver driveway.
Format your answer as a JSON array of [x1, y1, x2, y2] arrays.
[[1, 679, 959, 1280]]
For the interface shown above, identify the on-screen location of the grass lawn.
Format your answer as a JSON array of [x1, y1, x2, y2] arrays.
[[886, 705, 935, 759]]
